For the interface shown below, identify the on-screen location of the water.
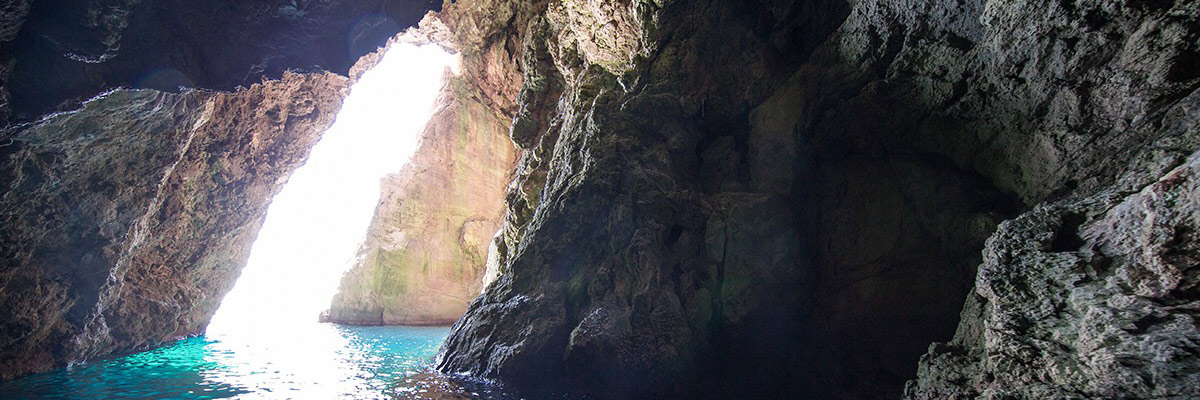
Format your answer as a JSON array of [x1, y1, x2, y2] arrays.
[[0, 44, 498, 400], [0, 325, 491, 399]]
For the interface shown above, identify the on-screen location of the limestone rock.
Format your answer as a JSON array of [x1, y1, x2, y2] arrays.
[[0, 0, 442, 380], [0, 71, 348, 381], [431, 0, 1200, 398], [0, 0, 439, 125], [0, 0, 1196, 398], [907, 149, 1200, 399], [324, 73, 517, 326]]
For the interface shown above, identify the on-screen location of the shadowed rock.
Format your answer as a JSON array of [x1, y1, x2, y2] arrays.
[[0, 72, 348, 380], [908, 147, 1200, 399], [0, 0, 439, 125], [429, 0, 1200, 398], [0, 0, 1196, 398]]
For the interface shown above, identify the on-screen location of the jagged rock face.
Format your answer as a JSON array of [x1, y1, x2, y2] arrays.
[[0, 72, 348, 381], [907, 149, 1200, 399], [0, 0, 439, 126], [324, 74, 517, 326], [806, 0, 1199, 396], [431, 0, 1199, 398], [0, 0, 448, 382], [0, 0, 1193, 398]]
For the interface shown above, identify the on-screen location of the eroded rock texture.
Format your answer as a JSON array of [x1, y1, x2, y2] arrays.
[[0, 0, 448, 382], [429, 0, 1200, 398], [0, 72, 348, 381], [0, 0, 1195, 397], [0, 0, 439, 126], [324, 72, 517, 326], [907, 149, 1200, 399]]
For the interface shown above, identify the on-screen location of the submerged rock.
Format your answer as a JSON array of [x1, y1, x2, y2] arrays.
[[324, 71, 517, 326]]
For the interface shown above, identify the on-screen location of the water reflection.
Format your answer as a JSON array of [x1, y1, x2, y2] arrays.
[[0, 324, 497, 399], [202, 324, 448, 399], [0, 43, 512, 400]]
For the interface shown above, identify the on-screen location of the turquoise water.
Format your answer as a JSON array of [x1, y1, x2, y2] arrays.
[[0, 325, 484, 399]]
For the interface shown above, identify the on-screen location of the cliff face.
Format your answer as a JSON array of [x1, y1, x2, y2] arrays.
[[907, 149, 1200, 399], [324, 73, 517, 326], [429, 0, 1200, 398], [0, 0, 443, 381], [0, 0, 1195, 398], [0, 72, 349, 380]]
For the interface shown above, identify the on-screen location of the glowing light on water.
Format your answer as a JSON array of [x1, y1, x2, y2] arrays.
[[0, 326, 454, 399], [209, 43, 455, 332], [0, 43, 477, 400], [203, 43, 457, 392]]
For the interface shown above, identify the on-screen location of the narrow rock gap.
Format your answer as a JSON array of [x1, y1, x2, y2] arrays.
[[208, 43, 454, 334], [1050, 212, 1087, 252]]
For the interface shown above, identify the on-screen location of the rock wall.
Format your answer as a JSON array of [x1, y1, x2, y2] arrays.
[[0, 0, 439, 126], [907, 148, 1200, 399], [0, 0, 446, 382], [0, 0, 1195, 397], [324, 72, 517, 326], [0, 72, 349, 381], [428, 0, 1200, 398]]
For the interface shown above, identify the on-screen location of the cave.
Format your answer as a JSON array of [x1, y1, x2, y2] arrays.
[[1, 0, 1197, 399]]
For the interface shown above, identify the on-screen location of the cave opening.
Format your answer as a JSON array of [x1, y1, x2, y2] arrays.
[[207, 43, 455, 335], [196, 43, 456, 394], [0, 0, 1196, 398]]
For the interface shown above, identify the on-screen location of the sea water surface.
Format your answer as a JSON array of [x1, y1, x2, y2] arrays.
[[0, 324, 498, 399]]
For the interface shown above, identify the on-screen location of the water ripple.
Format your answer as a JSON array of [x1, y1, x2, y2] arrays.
[[0, 325, 509, 399]]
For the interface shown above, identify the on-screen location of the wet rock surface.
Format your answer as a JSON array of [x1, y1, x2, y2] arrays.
[[0, 72, 348, 381], [324, 72, 517, 326]]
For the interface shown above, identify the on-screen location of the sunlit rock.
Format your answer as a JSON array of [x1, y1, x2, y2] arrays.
[[0, 0, 1197, 398], [908, 149, 1200, 399], [0, 72, 348, 381], [0, 0, 440, 125], [323, 72, 517, 326], [430, 0, 1200, 398]]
